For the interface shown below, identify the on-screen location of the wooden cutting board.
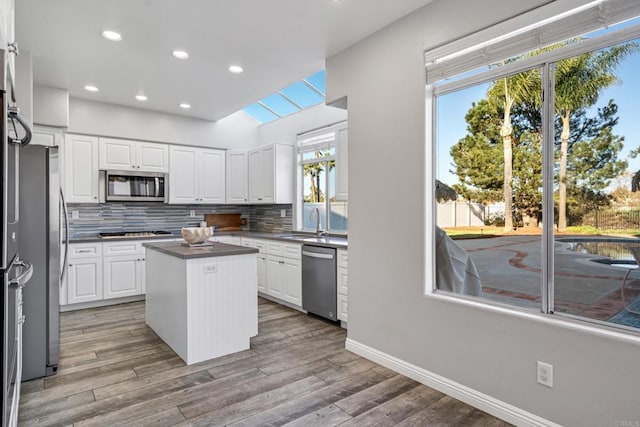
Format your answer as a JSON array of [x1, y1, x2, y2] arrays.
[[205, 213, 244, 230]]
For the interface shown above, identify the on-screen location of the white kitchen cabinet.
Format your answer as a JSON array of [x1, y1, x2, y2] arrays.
[[253, 238, 302, 308], [226, 150, 249, 204], [66, 258, 103, 305], [335, 124, 348, 201], [137, 142, 169, 172], [256, 253, 267, 293], [200, 149, 226, 203], [337, 248, 348, 324], [64, 134, 99, 203], [100, 138, 168, 173], [248, 144, 293, 204], [103, 255, 142, 299], [283, 257, 302, 306], [169, 145, 225, 204], [266, 255, 284, 299]]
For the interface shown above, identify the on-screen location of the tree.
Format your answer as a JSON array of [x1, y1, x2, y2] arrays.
[[450, 40, 634, 229], [553, 43, 636, 230], [303, 151, 335, 202]]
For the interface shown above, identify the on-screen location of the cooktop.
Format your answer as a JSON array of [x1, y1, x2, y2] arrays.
[[98, 230, 172, 239]]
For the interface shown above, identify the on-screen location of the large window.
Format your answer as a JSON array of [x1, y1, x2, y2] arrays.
[[296, 123, 348, 234], [430, 2, 640, 333]]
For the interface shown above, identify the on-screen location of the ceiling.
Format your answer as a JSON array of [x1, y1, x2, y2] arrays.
[[16, 0, 434, 122]]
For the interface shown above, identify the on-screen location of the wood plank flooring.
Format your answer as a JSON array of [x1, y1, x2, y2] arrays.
[[19, 298, 511, 426]]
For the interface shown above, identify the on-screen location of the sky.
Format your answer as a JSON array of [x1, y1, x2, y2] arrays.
[[436, 34, 640, 193]]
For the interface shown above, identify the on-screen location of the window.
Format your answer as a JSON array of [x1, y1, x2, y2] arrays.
[[296, 123, 348, 234], [430, 1, 640, 333], [242, 70, 326, 124]]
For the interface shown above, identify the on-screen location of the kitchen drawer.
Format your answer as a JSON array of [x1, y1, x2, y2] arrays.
[[69, 243, 103, 259], [254, 239, 266, 253], [337, 292, 348, 322], [337, 266, 348, 295], [103, 241, 142, 256], [283, 243, 301, 259], [337, 249, 348, 268], [241, 238, 254, 247], [265, 241, 283, 256]]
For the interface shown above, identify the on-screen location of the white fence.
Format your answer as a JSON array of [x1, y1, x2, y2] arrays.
[[436, 201, 486, 228]]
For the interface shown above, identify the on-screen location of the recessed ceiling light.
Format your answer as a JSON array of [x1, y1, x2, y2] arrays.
[[228, 65, 244, 74], [135, 94, 148, 101], [179, 103, 191, 109], [172, 50, 189, 59], [101, 30, 122, 41], [84, 85, 99, 92]]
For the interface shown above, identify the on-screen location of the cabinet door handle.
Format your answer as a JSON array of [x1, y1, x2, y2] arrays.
[[93, 196, 98, 200], [132, 165, 136, 168]]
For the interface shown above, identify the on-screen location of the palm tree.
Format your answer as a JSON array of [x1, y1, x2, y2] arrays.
[[488, 67, 541, 232], [554, 43, 636, 231]]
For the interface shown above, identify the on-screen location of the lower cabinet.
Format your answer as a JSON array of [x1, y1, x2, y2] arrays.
[[244, 237, 302, 308], [103, 255, 145, 299], [337, 249, 348, 323], [66, 257, 103, 305], [62, 240, 171, 307]]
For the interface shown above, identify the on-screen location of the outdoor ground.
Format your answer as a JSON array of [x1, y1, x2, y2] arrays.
[[441, 226, 640, 327]]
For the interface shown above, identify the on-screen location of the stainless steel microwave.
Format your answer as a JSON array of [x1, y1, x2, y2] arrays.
[[104, 170, 167, 202]]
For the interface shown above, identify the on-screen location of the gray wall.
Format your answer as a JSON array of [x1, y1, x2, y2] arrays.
[[67, 97, 259, 149], [326, 0, 640, 425]]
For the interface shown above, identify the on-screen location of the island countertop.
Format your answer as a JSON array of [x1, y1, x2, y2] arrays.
[[143, 241, 258, 259]]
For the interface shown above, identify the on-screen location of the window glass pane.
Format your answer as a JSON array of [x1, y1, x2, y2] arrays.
[[243, 103, 278, 123], [435, 67, 543, 308], [260, 93, 299, 117], [304, 70, 325, 94], [301, 147, 335, 161], [552, 38, 640, 330], [281, 82, 324, 108], [302, 161, 327, 231]]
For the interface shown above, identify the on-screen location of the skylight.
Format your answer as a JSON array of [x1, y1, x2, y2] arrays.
[[242, 70, 326, 124]]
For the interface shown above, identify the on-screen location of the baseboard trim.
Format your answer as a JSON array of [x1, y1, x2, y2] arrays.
[[60, 295, 145, 312], [345, 338, 560, 427]]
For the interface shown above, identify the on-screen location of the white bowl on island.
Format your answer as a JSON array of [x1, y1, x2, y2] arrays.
[[181, 227, 212, 244]]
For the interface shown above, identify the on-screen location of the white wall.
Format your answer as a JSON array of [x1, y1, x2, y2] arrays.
[[64, 96, 260, 149], [33, 85, 69, 127], [257, 103, 347, 146], [326, 0, 640, 426]]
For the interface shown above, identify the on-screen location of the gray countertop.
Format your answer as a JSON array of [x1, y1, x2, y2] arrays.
[[70, 231, 348, 249], [143, 241, 259, 259]]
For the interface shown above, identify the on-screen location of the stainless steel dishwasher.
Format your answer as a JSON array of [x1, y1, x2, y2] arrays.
[[302, 245, 337, 321]]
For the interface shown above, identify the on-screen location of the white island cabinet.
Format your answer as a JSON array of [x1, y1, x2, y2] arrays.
[[143, 241, 258, 365]]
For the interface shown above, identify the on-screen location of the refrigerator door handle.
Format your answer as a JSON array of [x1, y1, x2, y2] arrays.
[[8, 259, 33, 289], [60, 189, 69, 284]]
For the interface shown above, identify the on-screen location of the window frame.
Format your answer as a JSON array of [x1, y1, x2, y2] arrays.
[[427, 15, 640, 334], [294, 122, 348, 234]]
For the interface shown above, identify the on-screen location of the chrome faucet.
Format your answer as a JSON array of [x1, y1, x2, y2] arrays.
[[310, 208, 327, 236]]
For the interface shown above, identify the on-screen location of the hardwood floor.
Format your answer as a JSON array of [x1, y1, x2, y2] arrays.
[[19, 298, 511, 426]]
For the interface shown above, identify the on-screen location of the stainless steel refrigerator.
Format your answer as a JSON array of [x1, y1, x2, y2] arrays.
[[18, 145, 62, 380], [2, 46, 33, 427]]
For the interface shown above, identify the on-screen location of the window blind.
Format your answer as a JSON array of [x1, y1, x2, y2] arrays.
[[425, 0, 640, 84]]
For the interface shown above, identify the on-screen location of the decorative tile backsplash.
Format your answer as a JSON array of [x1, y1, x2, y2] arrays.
[[66, 202, 293, 239]]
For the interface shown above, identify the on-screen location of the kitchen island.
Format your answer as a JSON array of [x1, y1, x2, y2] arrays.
[[143, 241, 259, 365]]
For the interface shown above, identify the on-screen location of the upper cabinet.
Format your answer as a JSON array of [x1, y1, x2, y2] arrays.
[[335, 125, 348, 201], [226, 150, 248, 204], [64, 134, 100, 203], [169, 146, 225, 204], [248, 143, 293, 204], [99, 138, 168, 173]]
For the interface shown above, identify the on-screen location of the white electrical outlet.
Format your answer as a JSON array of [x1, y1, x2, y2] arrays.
[[190, 210, 196, 217], [71, 210, 79, 219], [280, 209, 287, 218], [537, 361, 553, 388], [203, 264, 218, 274]]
